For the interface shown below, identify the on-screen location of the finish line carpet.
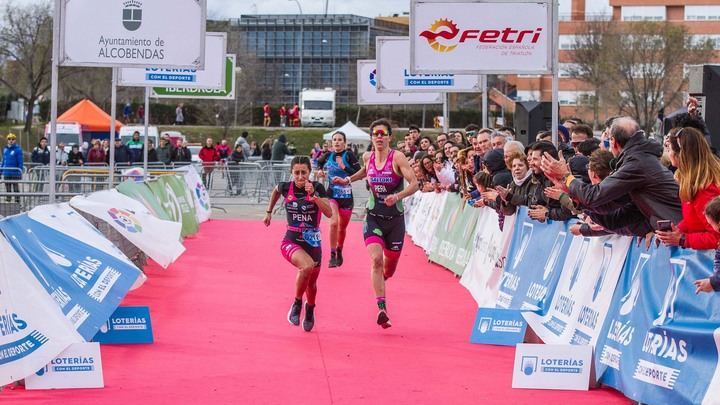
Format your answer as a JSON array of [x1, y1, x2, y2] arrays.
[[3, 220, 631, 404]]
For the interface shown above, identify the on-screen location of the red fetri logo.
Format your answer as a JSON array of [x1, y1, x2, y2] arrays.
[[419, 18, 543, 53]]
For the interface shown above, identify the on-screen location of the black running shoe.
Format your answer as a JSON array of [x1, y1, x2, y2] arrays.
[[328, 252, 338, 268], [288, 299, 302, 326], [336, 249, 344, 267], [303, 303, 315, 332], [377, 309, 392, 329]]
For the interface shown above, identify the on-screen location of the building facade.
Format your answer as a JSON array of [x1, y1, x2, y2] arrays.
[[228, 14, 408, 105], [510, 0, 720, 123]]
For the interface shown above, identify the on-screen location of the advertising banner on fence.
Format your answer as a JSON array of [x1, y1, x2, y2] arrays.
[[357, 60, 443, 106], [117, 180, 172, 221], [428, 194, 480, 275], [176, 165, 211, 223], [59, 0, 207, 69], [0, 208, 142, 340], [153, 54, 235, 100], [0, 236, 82, 386], [460, 209, 515, 308], [496, 208, 572, 312], [118, 33, 226, 89], [595, 242, 720, 404], [376, 36, 482, 93], [409, 0, 553, 74], [414, 192, 448, 251], [523, 235, 632, 346], [146, 175, 199, 237], [69, 190, 185, 268]]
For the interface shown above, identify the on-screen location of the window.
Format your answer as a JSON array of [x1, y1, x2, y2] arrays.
[[515, 90, 540, 101], [685, 6, 720, 21], [558, 91, 595, 105], [558, 0, 572, 21], [559, 35, 579, 50], [621, 6, 665, 21], [559, 63, 581, 78], [691, 35, 720, 50], [303, 100, 333, 110], [586, 0, 612, 21], [629, 63, 664, 78]]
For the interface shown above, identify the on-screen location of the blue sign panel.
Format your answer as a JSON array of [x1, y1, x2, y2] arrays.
[[471, 307, 527, 346], [93, 306, 153, 344]]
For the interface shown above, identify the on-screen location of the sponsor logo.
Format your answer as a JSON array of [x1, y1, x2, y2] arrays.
[[419, 18, 543, 53], [369, 69, 377, 87], [0, 311, 28, 337], [521, 356, 538, 376], [600, 345, 622, 370], [195, 182, 210, 210], [108, 207, 143, 233], [653, 258, 687, 326], [478, 316, 523, 334], [619, 253, 651, 316], [641, 330, 687, 363], [122, 0, 142, 31], [478, 317, 491, 334], [633, 359, 680, 389], [38, 355, 96, 374], [419, 19, 460, 53]]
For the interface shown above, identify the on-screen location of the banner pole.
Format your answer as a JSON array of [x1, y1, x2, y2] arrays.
[[48, 0, 61, 203], [481, 75, 488, 129], [551, 0, 560, 145], [442, 92, 449, 133], [143, 87, 150, 180], [109, 68, 117, 188]]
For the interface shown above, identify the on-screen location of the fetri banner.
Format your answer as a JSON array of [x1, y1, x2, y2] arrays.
[[410, 0, 553, 74]]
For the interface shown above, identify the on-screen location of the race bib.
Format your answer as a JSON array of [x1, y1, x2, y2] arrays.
[[302, 228, 321, 247], [332, 185, 352, 199]]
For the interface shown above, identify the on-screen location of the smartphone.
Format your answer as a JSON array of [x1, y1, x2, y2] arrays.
[[657, 220, 672, 232]]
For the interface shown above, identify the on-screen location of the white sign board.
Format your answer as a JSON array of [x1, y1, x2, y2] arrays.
[[376, 36, 482, 93], [59, 0, 207, 69], [357, 60, 443, 106], [118, 33, 226, 89], [25, 342, 104, 389], [512, 344, 592, 391], [152, 55, 236, 100], [410, 0, 553, 74]]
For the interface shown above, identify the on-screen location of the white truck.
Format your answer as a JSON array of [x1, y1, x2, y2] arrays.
[[299, 88, 336, 127]]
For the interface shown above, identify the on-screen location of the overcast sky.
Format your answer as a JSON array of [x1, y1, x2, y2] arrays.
[[9, 0, 412, 19]]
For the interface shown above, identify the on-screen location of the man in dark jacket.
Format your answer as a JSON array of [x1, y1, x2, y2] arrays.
[[31, 137, 50, 165], [155, 135, 175, 165], [271, 134, 291, 161], [542, 116, 682, 236], [107, 138, 130, 165]]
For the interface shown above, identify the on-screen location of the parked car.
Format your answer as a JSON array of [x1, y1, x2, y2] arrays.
[[187, 143, 202, 163]]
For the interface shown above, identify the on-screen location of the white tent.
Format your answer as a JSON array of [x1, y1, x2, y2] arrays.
[[323, 121, 370, 151]]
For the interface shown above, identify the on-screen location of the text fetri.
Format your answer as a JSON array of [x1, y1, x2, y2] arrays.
[[458, 28, 542, 44]]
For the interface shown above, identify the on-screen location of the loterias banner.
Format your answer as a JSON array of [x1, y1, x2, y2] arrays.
[[0, 205, 142, 340]]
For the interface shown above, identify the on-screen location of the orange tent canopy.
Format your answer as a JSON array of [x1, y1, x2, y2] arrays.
[[57, 99, 123, 132]]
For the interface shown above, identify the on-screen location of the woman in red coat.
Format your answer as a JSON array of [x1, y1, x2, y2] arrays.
[[657, 127, 720, 249], [199, 137, 220, 188]]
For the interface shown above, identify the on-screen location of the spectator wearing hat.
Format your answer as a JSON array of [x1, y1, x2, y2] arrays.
[[2, 133, 22, 201], [271, 134, 291, 161]]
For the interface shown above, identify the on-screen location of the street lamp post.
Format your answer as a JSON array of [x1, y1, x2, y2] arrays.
[[290, 0, 303, 103]]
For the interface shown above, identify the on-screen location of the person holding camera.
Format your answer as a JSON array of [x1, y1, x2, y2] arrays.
[[656, 127, 720, 249]]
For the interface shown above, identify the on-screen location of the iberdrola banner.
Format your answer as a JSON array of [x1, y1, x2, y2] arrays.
[[460, 209, 515, 308], [176, 165, 211, 223], [523, 234, 631, 346], [69, 190, 185, 268], [426, 193, 461, 258], [0, 205, 142, 340], [428, 200, 479, 276], [0, 235, 82, 386], [116, 180, 173, 222], [596, 241, 720, 405], [496, 207, 572, 313], [415, 192, 448, 251], [146, 176, 199, 237]]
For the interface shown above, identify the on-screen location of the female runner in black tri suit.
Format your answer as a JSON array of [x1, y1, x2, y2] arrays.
[[264, 156, 333, 332]]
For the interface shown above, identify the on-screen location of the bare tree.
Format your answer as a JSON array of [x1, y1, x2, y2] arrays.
[[570, 20, 714, 133], [568, 19, 615, 128], [610, 22, 713, 132], [0, 1, 53, 136]]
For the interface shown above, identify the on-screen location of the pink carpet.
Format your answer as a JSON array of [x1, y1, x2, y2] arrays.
[[2, 220, 631, 404]]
